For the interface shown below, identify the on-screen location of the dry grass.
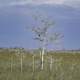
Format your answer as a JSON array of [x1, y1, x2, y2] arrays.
[[0, 50, 80, 80]]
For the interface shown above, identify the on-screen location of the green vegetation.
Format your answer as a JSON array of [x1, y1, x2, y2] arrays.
[[0, 49, 80, 80]]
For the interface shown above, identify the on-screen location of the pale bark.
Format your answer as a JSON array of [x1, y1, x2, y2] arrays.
[[50, 56, 53, 71], [41, 47, 45, 70], [20, 53, 23, 72], [10, 56, 13, 72], [33, 55, 35, 72]]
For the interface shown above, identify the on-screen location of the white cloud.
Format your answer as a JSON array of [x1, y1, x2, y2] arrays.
[[31, 0, 65, 4], [0, 0, 80, 8], [7, 0, 65, 6], [0, 0, 65, 6], [64, 0, 80, 8]]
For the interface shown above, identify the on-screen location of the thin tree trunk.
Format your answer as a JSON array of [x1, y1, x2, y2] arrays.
[[50, 56, 53, 71], [41, 47, 44, 70], [10, 56, 13, 72], [33, 55, 35, 72], [21, 53, 23, 72], [40, 50, 42, 59], [32, 55, 35, 80]]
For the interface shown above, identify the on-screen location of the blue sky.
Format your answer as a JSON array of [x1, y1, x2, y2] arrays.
[[0, 0, 80, 50]]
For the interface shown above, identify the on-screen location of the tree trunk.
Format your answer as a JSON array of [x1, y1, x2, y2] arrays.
[[10, 56, 13, 72], [50, 56, 53, 71], [41, 47, 45, 70], [21, 53, 23, 72], [33, 55, 35, 72]]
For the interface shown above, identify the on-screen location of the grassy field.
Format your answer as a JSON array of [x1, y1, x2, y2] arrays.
[[0, 50, 80, 80]]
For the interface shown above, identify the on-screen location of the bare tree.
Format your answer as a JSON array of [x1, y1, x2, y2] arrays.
[[31, 15, 63, 70]]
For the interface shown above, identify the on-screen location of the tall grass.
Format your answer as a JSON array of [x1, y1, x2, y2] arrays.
[[0, 50, 80, 80]]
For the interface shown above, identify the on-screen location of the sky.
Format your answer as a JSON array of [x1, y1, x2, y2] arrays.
[[0, 0, 80, 50]]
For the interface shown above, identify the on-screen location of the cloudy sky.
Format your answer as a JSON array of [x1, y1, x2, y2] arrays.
[[0, 0, 80, 7], [0, 0, 80, 50]]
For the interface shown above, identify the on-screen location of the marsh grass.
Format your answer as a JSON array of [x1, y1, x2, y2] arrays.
[[0, 51, 80, 80]]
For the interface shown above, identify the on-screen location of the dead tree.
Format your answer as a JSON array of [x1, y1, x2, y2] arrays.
[[31, 15, 63, 70]]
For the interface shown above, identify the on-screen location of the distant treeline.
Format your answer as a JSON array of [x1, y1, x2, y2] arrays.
[[0, 48, 80, 54]]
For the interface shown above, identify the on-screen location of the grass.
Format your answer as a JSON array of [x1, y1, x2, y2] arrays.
[[0, 50, 80, 80]]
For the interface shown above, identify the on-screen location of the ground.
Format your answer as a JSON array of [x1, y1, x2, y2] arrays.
[[0, 50, 80, 80]]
